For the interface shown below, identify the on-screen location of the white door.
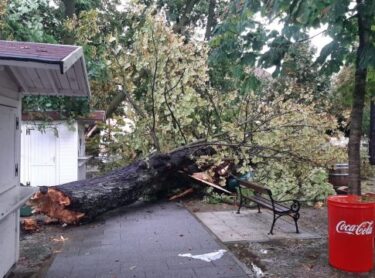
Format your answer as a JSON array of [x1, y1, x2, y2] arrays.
[[27, 128, 58, 186], [0, 105, 18, 194], [0, 104, 19, 277]]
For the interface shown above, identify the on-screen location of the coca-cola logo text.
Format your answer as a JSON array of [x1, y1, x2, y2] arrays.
[[335, 220, 373, 235]]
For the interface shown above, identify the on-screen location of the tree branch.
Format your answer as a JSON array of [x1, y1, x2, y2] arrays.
[[163, 67, 188, 144], [150, 27, 161, 151]]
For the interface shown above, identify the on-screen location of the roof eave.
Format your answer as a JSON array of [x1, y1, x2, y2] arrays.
[[0, 46, 84, 74]]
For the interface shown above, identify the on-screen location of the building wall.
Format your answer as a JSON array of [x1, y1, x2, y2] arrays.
[[0, 212, 18, 277], [21, 121, 78, 187], [0, 91, 21, 277], [77, 123, 87, 180], [58, 122, 79, 184]]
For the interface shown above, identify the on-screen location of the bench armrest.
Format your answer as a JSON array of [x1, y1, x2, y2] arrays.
[[275, 199, 297, 203], [290, 200, 301, 213], [272, 198, 301, 213]]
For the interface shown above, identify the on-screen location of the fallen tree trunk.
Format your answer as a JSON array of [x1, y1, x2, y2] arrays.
[[30, 146, 213, 224]]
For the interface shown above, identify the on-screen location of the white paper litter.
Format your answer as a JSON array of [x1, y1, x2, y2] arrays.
[[178, 249, 227, 262], [251, 263, 264, 277]]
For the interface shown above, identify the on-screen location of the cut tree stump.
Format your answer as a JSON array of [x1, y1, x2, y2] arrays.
[[30, 146, 213, 224]]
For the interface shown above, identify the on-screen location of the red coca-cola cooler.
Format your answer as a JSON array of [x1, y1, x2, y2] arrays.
[[328, 195, 375, 272]]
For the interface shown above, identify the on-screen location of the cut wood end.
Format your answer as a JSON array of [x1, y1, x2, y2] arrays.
[[169, 188, 194, 201], [21, 218, 39, 232], [191, 172, 213, 182], [29, 188, 85, 224]]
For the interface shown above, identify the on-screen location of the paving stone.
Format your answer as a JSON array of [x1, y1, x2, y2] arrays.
[[144, 268, 197, 278], [93, 263, 121, 277], [126, 260, 169, 272], [195, 209, 320, 243], [118, 270, 146, 278], [46, 202, 249, 278], [97, 274, 129, 278], [60, 245, 81, 256], [193, 265, 248, 278], [166, 256, 216, 269], [69, 267, 99, 278], [45, 269, 72, 278]]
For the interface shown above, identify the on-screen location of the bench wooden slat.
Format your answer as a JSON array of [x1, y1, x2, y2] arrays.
[[248, 195, 290, 213], [232, 174, 301, 235], [235, 178, 271, 195]]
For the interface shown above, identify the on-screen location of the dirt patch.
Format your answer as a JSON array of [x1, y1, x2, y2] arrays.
[[183, 198, 238, 213], [185, 200, 374, 277], [227, 238, 374, 278], [7, 218, 67, 278]]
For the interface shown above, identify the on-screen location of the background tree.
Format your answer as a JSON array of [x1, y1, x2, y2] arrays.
[[211, 0, 375, 194], [330, 67, 375, 135], [142, 0, 225, 40], [0, 0, 349, 222]]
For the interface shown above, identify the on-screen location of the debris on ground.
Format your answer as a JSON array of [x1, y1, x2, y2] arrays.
[[251, 262, 264, 277], [21, 218, 39, 232], [178, 249, 227, 262], [169, 188, 194, 200], [51, 235, 68, 243]]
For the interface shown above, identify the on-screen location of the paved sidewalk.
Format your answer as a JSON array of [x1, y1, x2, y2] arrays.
[[45, 202, 251, 278], [196, 210, 320, 242]]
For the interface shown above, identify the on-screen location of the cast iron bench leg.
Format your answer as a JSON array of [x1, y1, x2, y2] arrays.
[[268, 213, 277, 235], [236, 193, 243, 214], [294, 213, 300, 233]]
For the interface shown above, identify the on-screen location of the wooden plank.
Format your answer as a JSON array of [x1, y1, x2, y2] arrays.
[[57, 71, 71, 90], [6, 67, 27, 92], [35, 69, 53, 92], [231, 175, 270, 195], [25, 88, 87, 96], [44, 70, 59, 95], [51, 70, 63, 90], [24, 68, 42, 89], [183, 172, 233, 194], [17, 68, 34, 88], [61, 47, 83, 73], [0, 59, 59, 71], [66, 66, 80, 92], [80, 57, 91, 96], [73, 59, 86, 91]]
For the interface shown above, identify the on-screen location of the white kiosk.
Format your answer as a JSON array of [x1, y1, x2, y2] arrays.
[[0, 40, 90, 277]]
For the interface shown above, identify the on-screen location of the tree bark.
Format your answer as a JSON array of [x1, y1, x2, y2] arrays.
[[205, 0, 217, 40], [349, 68, 367, 195], [348, 0, 370, 194], [369, 101, 375, 164], [30, 146, 213, 224], [173, 0, 200, 35], [62, 0, 76, 44]]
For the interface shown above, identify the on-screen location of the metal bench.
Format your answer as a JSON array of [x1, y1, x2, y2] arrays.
[[233, 176, 301, 235]]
